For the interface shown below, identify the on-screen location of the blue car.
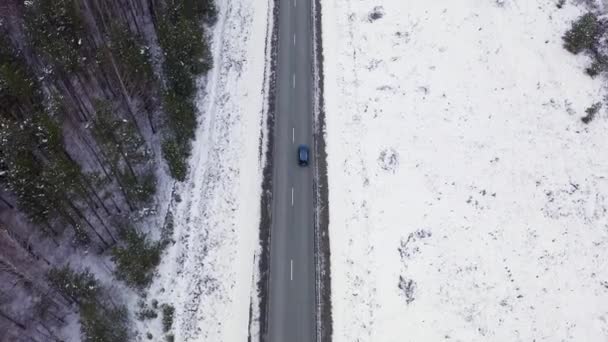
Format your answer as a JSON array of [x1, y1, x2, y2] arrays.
[[298, 145, 309, 166]]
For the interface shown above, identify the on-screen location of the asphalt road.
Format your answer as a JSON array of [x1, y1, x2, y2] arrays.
[[267, 0, 316, 340]]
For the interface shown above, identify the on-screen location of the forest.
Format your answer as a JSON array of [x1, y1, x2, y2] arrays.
[[0, 0, 216, 340]]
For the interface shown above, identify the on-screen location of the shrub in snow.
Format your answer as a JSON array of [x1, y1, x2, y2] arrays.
[[563, 13, 601, 54], [162, 304, 175, 333], [368, 6, 384, 22], [162, 139, 188, 181], [138, 307, 158, 320], [585, 59, 603, 76], [398, 276, 416, 304], [161, 210, 176, 246], [137, 299, 159, 320], [581, 102, 602, 124], [378, 148, 399, 173]]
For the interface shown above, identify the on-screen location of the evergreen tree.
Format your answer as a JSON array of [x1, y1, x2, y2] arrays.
[[24, 0, 88, 71], [80, 303, 129, 342], [0, 38, 40, 118], [92, 101, 156, 205], [111, 226, 162, 288], [47, 266, 99, 305], [156, 0, 216, 180], [162, 139, 187, 181], [108, 24, 154, 90], [48, 266, 131, 341]]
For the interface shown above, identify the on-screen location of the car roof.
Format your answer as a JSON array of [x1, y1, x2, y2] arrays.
[[299, 145, 309, 159]]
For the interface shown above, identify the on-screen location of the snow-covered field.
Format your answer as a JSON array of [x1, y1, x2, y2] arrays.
[[323, 0, 608, 341], [138, 0, 272, 340]]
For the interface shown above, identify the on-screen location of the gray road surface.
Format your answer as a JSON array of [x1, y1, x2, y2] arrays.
[[267, 0, 315, 340]]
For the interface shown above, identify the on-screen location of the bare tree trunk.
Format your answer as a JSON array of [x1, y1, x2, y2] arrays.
[[55, 204, 90, 246], [98, 64, 119, 98], [36, 321, 63, 342], [85, 140, 135, 212], [66, 201, 110, 248], [109, 168, 136, 212], [119, 0, 143, 35], [0, 194, 14, 209], [79, 187, 116, 243], [58, 149, 114, 222], [87, 66, 113, 102], [79, 135, 135, 212], [0, 226, 52, 266], [74, 73, 96, 116], [0, 310, 26, 330], [80, 134, 113, 182], [92, 0, 109, 34], [148, 0, 158, 27], [42, 222, 61, 247], [0, 258, 62, 309], [80, 175, 112, 216], [112, 137, 139, 182], [58, 79, 88, 122], [105, 49, 144, 138], [37, 290, 70, 324]]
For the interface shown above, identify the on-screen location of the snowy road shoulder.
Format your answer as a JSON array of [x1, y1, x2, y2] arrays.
[[138, 1, 270, 341]]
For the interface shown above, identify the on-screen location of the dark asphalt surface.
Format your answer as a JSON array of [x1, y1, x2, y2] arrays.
[[267, 0, 316, 340]]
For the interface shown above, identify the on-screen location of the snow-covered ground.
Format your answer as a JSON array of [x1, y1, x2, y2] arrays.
[[323, 0, 608, 341], [138, 0, 272, 340]]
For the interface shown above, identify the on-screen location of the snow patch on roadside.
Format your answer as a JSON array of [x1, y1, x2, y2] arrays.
[[324, 0, 608, 341]]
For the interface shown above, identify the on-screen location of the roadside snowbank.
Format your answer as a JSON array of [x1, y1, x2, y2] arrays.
[[323, 0, 608, 340], [140, 0, 270, 340]]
